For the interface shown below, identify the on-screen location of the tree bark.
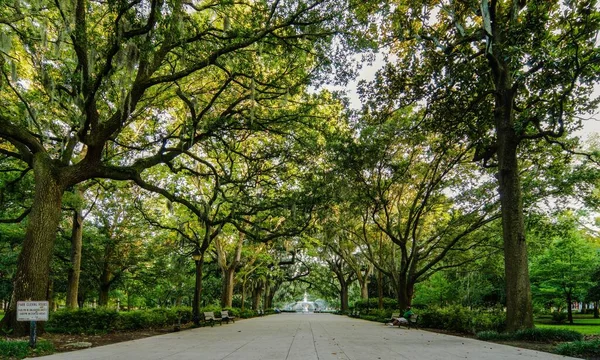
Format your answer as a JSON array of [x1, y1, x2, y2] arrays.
[[221, 268, 235, 308], [567, 291, 573, 324], [251, 283, 262, 310], [193, 256, 204, 325], [377, 269, 384, 310], [495, 88, 534, 331], [0, 155, 65, 335], [340, 283, 349, 312], [66, 206, 84, 309]]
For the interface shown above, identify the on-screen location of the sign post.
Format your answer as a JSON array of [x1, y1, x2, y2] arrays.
[[17, 301, 49, 349]]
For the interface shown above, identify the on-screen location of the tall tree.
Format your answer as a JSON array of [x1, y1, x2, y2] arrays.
[[363, 0, 600, 330], [0, 0, 347, 334], [336, 112, 500, 309]]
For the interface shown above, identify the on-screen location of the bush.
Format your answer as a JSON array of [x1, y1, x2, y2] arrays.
[[418, 305, 506, 334], [555, 340, 600, 357], [513, 328, 582, 342], [551, 311, 567, 324], [47, 307, 193, 333], [0, 339, 54, 358], [476, 328, 583, 343], [238, 309, 256, 318], [476, 331, 512, 341], [47, 307, 119, 334]]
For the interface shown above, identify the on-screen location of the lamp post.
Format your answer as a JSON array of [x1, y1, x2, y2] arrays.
[[192, 248, 202, 326]]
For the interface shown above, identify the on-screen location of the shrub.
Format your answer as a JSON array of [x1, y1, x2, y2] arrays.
[[476, 328, 582, 343], [238, 309, 256, 318], [555, 340, 600, 357], [47, 307, 119, 334], [0, 339, 54, 358], [476, 331, 512, 341], [513, 328, 582, 342], [418, 305, 506, 334], [47, 307, 193, 333], [223, 307, 240, 317], [551, 311, 567, 324]]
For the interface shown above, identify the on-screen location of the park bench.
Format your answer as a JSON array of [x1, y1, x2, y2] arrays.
[[257, 309, 264, 316], [221, 310, 235, 324], [388, 312, 400, 323], [398, 314, 419, 329], [203, 311, 222, 327]]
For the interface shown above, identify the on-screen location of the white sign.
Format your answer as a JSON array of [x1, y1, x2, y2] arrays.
[[17, 301, 49, 321]]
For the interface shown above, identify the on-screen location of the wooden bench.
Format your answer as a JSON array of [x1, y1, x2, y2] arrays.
[[388, 312, 400, 323], [221, 310, 235, 324], [203, 311, 222, 327]]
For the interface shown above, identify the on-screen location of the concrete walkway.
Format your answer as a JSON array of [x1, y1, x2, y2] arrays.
[[33, 313, 576, 360]]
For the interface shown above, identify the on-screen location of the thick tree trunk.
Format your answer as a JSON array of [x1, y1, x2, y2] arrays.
[[0, 156, 64, 335], [192, 256, 204, 325], [495, 89, 534, 331], [340, 283, 349, 312], [98, 267, 112, 306], [397, 276, 414, 310], [594, 301, 599, 319], [220, 268, 235, 308], [360, 279, 368, 300], [66, 207, 84, 308]]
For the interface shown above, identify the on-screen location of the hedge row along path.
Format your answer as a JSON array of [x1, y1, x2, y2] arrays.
[[35, 313, 576, 360]]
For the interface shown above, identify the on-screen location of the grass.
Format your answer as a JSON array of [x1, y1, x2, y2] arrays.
[[535, 314, 600, 336]]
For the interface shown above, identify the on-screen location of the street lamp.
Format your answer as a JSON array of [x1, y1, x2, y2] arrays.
[[192, 248, 202, 326]]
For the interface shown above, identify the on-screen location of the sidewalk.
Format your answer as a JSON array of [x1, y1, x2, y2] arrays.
[[32, 313, 577, 360]]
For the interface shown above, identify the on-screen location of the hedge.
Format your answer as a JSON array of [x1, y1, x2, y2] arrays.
[[476, 328, 583, 343], [555, 340, 600, 357], [46, 306, 268, 334]]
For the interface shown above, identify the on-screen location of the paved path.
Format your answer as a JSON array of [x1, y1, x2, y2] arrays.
[[33, 313, 576, 360]]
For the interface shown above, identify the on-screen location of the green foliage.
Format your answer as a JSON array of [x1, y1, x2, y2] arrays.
[[419, 306, 506, 334], [353, 298, 397, 311], [47, 308, 119, 334], [238, 309, 257, 318], [0, 339, 54, 359], [551, 312, 568, 324], [555, 340, 600, 357], [46, 307, 193, 334], [476, 328, 582, 343]]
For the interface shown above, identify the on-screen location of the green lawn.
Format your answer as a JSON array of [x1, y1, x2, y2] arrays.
[[535, 315, 600, 335]]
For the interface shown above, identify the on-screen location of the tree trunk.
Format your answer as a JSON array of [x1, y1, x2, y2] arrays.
[[360, 278, 368, 300], [220, 268, 235, 308], [192, 256, 204, 325], [241, 279, 247, 311], [397, 275, 414, 310], [495, 88, 534, 331], [66, 207, 83, 309], [0, 155, 64, 335], [98, 267, 112, 306], [594, 301, 599, 319], [252, 287, 262, 310], [377, 270, 383, 310], [567, 291, 573, 324], [340, 283, 349, 312]]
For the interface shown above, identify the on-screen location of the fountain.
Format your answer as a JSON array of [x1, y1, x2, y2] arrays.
[[284, 292, 320, 312]]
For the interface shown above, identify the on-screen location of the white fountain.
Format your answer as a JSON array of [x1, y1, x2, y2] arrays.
[[285, 292, 318, 313]]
